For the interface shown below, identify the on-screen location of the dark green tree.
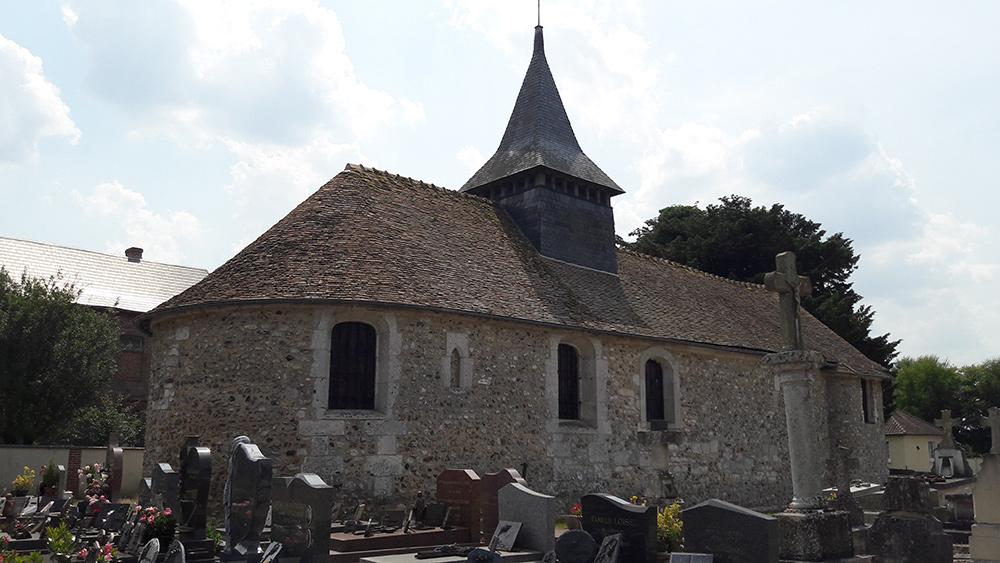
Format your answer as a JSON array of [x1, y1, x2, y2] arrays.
[[893, 356, 963, 422], [50, 394, 145, 447], [0, 268, 120, 444], [625, 195, 899, 367]]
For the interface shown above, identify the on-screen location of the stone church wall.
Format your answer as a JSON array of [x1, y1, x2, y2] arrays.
[[144, 303, 885, 513]]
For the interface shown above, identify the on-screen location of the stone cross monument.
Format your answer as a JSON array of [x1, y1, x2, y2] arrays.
[[985, 407, 1000, 455], [764, 251, 812, 351], [934, 409, 957, 449]]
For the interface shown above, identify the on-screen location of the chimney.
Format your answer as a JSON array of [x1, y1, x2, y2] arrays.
[[125, 247, 143, 263]]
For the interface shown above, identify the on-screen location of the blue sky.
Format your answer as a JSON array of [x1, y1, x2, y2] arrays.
[[1, 1, 997, 364]]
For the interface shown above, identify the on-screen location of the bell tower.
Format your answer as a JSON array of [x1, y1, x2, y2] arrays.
[[461, 25, 623, 273]]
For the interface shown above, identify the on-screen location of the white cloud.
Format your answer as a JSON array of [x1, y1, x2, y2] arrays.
[[76, 181, 202, 264], [66, 0, 424, 145], [0, 34, 80, 165], [455, 145, 484, 177]]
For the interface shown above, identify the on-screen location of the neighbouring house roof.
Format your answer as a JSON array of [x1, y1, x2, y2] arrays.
[[0, 237, 208, 313], [885, 411, 944, 437], [460, 26, 622, 194], [150, 164, 886, 377]]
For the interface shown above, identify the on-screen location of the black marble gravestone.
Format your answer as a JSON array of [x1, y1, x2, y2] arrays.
[[582, 494, 657, 563], [178, 437, 212, 540], [223, 436, 272, 557], [270, 473, 334, 563], [151, 463, 182, 516], [681, 499, 778, 563], [554, 529, 597, 563]]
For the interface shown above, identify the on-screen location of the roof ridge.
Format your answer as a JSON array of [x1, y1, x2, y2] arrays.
[[0, 235, 207, 273], [617, 247, 765, 290], [342, 163, 500, 207]]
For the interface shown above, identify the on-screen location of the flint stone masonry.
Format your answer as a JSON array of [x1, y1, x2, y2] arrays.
[[144, 304, 888, 513]]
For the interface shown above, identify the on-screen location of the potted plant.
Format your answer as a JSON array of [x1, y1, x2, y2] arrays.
[[47, 522, 75, 563], [140, 506, 177, 546], [656, 501, 684, 560], [10, 466, 36, 497], [39, 461, 60, 497], [563, 502, 583, 530]]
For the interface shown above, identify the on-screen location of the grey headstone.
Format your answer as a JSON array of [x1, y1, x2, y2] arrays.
[[224, 436, 272, 557], [164, 539, 186, 563], [498, 483, 554, 552], [178, 437, 212, 540], [152, 463, 182, 517], [582, 494, 657, 563], [106, 432, 125, 502], [681, 499, 778, 563], [270, 473, 334, 563], [555, 529, 597, 563], [138, 538, 161, 563]]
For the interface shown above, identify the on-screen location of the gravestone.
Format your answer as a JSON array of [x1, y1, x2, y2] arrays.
[[436, 469, 482, 540], [57, 464, 68, 498], [681, 499, 777, 563], [152, 463, 182, 516], [139, 478, 153, 507], [178, 436, 212, 540], [223, 436, 273, 557], [932, 409, 971, 478], [498, 482, 555, 552], [554, 529, 597, 563], [488, 520, 521, 551], [138, 538, 161, 563], [593, 533, 623, 563], [868, 476, 952, 563], [97, 503, 129, 531], [270, 473, 334, 563], [582, 494, 657, 563], [165, 539, 186, 563], [421, 503, 447, 528], [480, 468, 526, 540], [106, 432, 125, 502]]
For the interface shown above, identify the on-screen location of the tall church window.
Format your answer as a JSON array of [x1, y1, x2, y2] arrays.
[[329, 322, 377, 410], [861, 379, 874, 424], [450, 348, 462, 389], [645, 360, 666, 422], [558, 343, 580, 420]]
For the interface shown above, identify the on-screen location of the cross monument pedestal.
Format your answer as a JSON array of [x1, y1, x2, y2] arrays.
[[762, 252, 867, 562], [970, 407, 1000, 563]]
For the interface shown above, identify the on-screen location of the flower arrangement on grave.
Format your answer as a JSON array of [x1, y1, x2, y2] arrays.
[[77, 540, 116, 562], [656, 502, 684, 553], [561, 502, 583, 529], [77, 464, 109, 500], [10, 467, 35, 497], [138, 506, 176, 545], [568, 503, 582, 517], [40, 461, 60, 496], [10, 521, 31, 540], [86, 496, 108, 517]]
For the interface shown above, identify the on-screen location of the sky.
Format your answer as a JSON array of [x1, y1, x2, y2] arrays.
[[1, 1, 997, 365]]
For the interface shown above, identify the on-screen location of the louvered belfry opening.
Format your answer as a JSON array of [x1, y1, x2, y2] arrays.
[[645, 359, 666, 422], [329, 322, 377, 409], [558, 343, 580, 420]]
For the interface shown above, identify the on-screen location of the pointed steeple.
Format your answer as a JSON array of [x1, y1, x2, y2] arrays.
[[461, 26, 622, 194]]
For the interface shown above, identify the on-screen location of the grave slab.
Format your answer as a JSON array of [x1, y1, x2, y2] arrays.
[[582, 494, 657, 563], [681, 499, 777, 563], [498, 483, 555, 553]]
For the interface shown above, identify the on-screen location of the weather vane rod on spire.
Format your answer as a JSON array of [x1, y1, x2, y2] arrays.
[[537, 0, 541, 26]]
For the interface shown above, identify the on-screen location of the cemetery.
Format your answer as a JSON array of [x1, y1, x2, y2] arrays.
[[2, 5, 999, 563]]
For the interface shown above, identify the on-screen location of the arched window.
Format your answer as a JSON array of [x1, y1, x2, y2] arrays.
[[450, 348, 462, 389], [329, 322, 377, 410], [558, 343, 580, 420], [645, 359, 666, 422]]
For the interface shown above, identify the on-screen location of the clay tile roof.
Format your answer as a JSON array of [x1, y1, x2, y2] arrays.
[[151, 164, 886, 377], [460, 26, 622, 194], [885, 411, 944, 436], [0, 237, 207, 313]]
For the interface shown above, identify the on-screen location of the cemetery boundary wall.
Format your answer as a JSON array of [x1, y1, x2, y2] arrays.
[[0, 445, 143, 498]]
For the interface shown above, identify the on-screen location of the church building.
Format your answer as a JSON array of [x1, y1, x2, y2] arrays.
[[143, 25, 889, 510]]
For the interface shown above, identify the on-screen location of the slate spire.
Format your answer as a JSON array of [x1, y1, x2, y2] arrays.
[[460, 26, 622, 194]]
